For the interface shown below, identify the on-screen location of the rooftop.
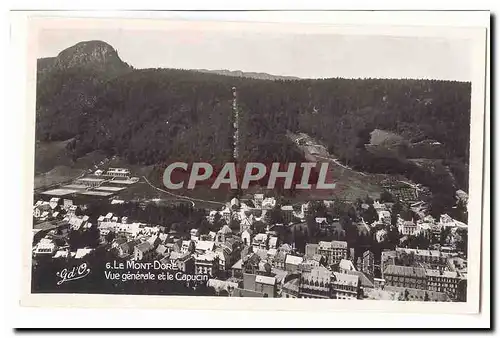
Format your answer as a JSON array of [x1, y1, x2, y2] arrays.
[[384, 264, 426, 278], [41, 188, 77, 196], [255, 275, 276, 286]]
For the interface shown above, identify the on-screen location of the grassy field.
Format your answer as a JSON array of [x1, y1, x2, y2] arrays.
[[287, 131, 400, 202]]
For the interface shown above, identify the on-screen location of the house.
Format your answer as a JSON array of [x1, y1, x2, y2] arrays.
[[254, 275, 277, 297], [252, 233, 268, 250], [261, 197, 276, 209], [253, 194, 264, 208], [439, 214, 467, 229], [383, 265, 427, 290], [285, 254, 303, 273], [215, 247, 231, 271], [170, 252, 195, 274], [105, 168, 131, 178], [397, 218, 417, 236], [331, 272, 360, 300], [216, 225, 232, 243], [75, 248, 93, 259], [195, 240, 215, 254], [155, 244, 169, 257], [272, 250, 287, 270], [317, 240, 348, 266], [241, 273, 277, 298], [241, 228, 252, 246], [378, 210, 391, 224], [339, 259, 356, 274], [305, 243, 319, 259], [282, 277, 300, 298], [33, 202, 51, 219], [190, 228, 200, 240], [299, 266, 332, 299], [361, 250, 375, 276], [111, 236, 128, 249], [426, 268, 466, 301], [181, 240, 195, 254], [195, 251, 219, 276], [280, 205, 295, 224], [231, 259, 244, 279], [134, 241, 155, 261], [268, 236, 278, 249], [49, 197, 61, 210], [118, 240, 140, 258], [33, 237, 57, 256]]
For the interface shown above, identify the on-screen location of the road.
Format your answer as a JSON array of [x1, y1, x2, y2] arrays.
[[142, 176, 226, 208]]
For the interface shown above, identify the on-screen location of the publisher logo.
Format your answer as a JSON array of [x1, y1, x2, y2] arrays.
[[56, 263, 91, 285]]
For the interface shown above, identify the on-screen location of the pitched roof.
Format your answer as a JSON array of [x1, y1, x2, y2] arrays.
[[136, 241, 153, 253], [383, 264, 426, 278], [196, 240, 215, 252], [339, 259, 356, 272], [285, 255, 303, 266], [332, 272, 359, 287], [255, 275, 276, 285]]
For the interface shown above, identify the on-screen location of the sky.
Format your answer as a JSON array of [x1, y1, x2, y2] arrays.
[[37, 27, 472, 81]]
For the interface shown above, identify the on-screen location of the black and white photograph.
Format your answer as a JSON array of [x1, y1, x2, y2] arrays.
[[19, 13, 488, 315]]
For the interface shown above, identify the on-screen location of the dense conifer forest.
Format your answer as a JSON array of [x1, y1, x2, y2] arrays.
[[35, 41, 471, 198]]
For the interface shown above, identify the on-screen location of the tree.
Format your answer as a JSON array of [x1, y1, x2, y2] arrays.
[[266, 205, 285, 225], [363, 205, 378, 225], [105, 231, 116, 244], [380, 190, 394, 203], [364, 195, 374, 205]]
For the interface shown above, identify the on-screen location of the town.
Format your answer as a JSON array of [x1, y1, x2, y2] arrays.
[[31, 164, 469, 302]]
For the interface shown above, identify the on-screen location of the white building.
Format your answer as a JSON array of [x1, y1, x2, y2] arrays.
[[105, 168, 131, 178]]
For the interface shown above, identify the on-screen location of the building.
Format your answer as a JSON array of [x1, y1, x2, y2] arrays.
[[195, 252, 219, 276], [241, 228, 252, 246], [252, 233, 268, 250], [194, 240, 215, 254], [397, 218, 417, 236], [170, 252, 195, 274], [339, 259, 356, 274], [181, 240, 195, 254], [105, 168, 131, 178], [33, 237, 57, 256], [216, 225, 232, 243], [380, 250, 397, 278], [240, 273, 277, 298], [299, 266, 332, 299], [331, 272, 360, 300], [282, 277, 300, 298], [285, 255, 303, 273], [254, 275, 277, 298], [76, 177, 105, 188], [383, 265, 427, 290], [317, 240, 348, 266], [439, 214, 467, 229], [378, 210, 391, 224], [280, 205, 295, 224], [426, 268, 466, 300], [361, 250, 375, 276], [395, 247, 455, 268], [272, 250, 287, 270], [117, 240, 140, 258], [134, 241, 154, 261]]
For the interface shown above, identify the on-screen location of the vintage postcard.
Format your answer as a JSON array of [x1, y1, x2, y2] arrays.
[[18, 12, 488, 314]]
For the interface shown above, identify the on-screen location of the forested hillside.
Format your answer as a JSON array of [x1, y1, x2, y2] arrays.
[[35, 40, 471, 197]]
